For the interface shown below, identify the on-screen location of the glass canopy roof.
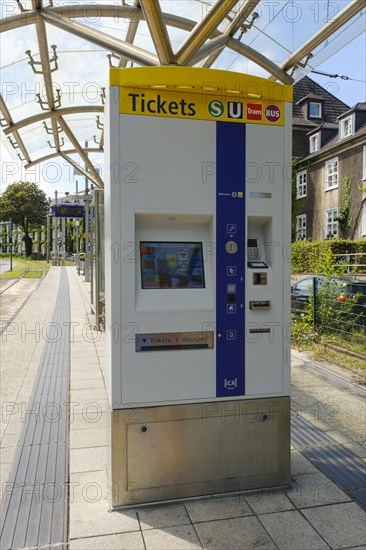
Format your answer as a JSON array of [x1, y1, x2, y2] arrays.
[[1, 0, 365, 189]]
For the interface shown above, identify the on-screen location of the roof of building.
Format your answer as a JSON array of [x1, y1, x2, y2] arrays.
[[337, 102, 366, 119], [299, 122, 366, 162], [306, 122, 339, 135], [293, 76, 349, 126]]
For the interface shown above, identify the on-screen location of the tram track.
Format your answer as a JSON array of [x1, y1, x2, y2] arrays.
[[291, 351, 366, 396], [0, 267, 31, 295], [0, 265, 48, 335]]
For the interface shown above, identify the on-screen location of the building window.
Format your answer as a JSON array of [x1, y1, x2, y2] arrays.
[[325, 208, 338, 238], [296, 215, 307, 240], [363, 145, 366, 181], [296, 170, 307, 198], [324, 158, 338, 190], [309, 133, 320, 153], [340, 116, 353, 139], [309, 101, 322, 118], [362, 202, 366, 236]]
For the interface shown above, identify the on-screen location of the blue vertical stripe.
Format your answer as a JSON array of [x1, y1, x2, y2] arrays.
[[216, 121, 246, 397]]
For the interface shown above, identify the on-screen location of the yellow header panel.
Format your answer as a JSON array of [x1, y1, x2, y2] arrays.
[[110, 67, 293, 102], [119, 88, 285, 126], [111, 67, 292, 126]]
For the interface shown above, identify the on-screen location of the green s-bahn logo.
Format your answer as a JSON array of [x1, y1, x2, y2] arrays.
[[208, 99, 225, 118]]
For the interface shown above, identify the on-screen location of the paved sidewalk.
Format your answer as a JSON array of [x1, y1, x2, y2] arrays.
[[1, 266, 366, 550]]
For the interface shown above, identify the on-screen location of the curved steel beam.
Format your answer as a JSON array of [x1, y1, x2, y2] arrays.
[[227, 37, 293, 84], [57, 116, 104, 188], [59, 151, 102, 188], [118, 0, 141, 68], [189, 36, 229, 67], [25, 148, 102, 169], [3, 106, 104, 135], [201, 0, 261, 68], [32, 0, 61, 150], [42, 9, 159, 66], [276, 0, 365, 76], [0, 94, 31, 163], [175, 0, 239, 66], [139, 0, 175, 65], [0, 4, 292, 82], [0, 10, 37, 33]]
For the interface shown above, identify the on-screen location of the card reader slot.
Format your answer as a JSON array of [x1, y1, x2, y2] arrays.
[[248, 328, 271, 334], [249, 301, 271, 310]]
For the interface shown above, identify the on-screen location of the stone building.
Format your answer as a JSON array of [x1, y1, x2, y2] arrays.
[[293, 77, 366, 241]]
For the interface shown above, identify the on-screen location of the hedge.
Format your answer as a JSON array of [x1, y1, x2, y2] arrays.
[[292, 239, 366, 274]]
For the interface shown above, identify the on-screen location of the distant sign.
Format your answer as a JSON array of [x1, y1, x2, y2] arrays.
[[52, 204, 85, 218]]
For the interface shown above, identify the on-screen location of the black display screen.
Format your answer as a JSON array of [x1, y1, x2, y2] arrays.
[[140, 242, 205, 289]]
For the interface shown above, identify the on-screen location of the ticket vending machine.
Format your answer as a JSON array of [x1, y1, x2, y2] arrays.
[[105, 67, 292, 507]]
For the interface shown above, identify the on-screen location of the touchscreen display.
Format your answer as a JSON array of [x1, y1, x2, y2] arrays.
[[140, 242, 205, 289]]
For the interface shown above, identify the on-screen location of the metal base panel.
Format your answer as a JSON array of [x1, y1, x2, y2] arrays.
[[107, 397, 290, 507]]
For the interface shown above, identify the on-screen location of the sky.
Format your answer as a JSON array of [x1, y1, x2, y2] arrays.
[[0, 0, 365, 199]]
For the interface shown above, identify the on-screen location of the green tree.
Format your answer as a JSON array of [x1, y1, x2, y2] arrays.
[[0, 181, 49, 257]]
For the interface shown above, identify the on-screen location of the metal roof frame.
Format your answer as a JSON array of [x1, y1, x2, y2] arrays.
[[1, 0, 364, 189]]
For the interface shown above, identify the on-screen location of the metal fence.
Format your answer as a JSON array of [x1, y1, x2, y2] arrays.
[[334, 253, 366, 275], [291, 278, 366, 349]]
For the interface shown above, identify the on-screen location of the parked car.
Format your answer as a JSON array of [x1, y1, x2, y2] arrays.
[[291, 276, 326, 314], [291, 276, 366, 326]]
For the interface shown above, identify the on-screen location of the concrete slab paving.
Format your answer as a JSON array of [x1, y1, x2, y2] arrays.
[[70, 370, 104, 380], [70, 531, 145, 550], [245, 490, 295, 515], [70, 378, 105, 390], [286, 472, 352, 508], [258, 510, 330, 549], [137, 504, 191, 530], [69, 411, 107, 431], [302, 502, 366, 549], [70, 388, 107, 402], [70, 363, 103, 372], [70, 427, 106, 449], [194, 516, 275, 549], [0, 446, 17, 463], [185, 495, 252, 523], [291, 450, 321, 476], [69, 446, 106, 474], [1, 421, 23, 436], [69, 499, 139, 539], [0, 433, 21, 448], [69, 470, 107, 504], [143, 525, 202, 550]]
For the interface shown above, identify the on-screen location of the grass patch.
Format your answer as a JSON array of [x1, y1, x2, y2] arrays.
[[23, 270, 43, 279], [0, 269, 27, 279], [292, 317, 366, 374], [0, 258, 50, 279], [311, 345, 366, 382], [15, 258, 49, 270], [323, 332, 366, 357]]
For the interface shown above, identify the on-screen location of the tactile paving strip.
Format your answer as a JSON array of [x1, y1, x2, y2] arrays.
[[0, 268, 70, 550], [292, 415, 366, 510]]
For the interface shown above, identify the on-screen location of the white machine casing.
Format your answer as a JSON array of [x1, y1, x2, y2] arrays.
[[105, 68, 292, 506]]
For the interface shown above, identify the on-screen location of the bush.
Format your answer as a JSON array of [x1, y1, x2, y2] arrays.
[[291, 316, 318, 349], [292, 239, 366, 274]]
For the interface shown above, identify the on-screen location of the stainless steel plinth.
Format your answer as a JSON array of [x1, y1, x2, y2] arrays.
[[107, 397, 290, 507]]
